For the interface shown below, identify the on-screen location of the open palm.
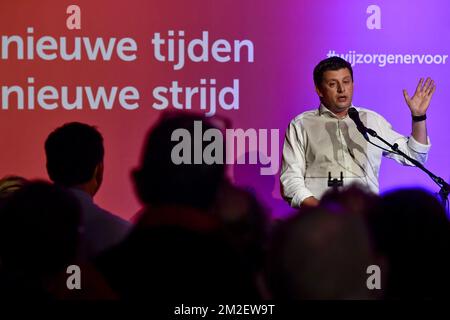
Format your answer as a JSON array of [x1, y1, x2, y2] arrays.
[[403, 77, 436, 116]]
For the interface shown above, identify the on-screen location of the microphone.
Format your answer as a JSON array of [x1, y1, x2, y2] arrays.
[[348, 107, 369, 140]]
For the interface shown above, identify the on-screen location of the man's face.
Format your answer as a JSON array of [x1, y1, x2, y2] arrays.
[[316, 68, 353, 115]]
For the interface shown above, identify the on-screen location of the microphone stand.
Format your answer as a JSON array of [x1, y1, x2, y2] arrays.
[[364, 127, 450, 210]]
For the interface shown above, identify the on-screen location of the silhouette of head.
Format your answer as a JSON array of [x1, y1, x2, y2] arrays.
[[45, 122, 104, 194], [320, 183, 380, 217], [133, 112, 225, 210], [0, 175, 28, 207], [0, 181, 81, 276], [268, 206, 374, 299], [368, 188, 450, 299]]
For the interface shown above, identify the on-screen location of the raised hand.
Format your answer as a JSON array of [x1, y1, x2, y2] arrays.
[[403, 77, 436, 116]]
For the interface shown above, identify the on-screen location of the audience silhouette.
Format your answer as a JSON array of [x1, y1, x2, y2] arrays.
[[0, 118, 448, 301], [45, 122, 130, 259]]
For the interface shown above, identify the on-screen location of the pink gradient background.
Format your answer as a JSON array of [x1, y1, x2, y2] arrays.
[[1, 0, 449, 219]]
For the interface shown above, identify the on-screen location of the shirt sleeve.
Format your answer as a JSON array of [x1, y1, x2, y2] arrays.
[[280, 120, 315, 207], [377, 115, 431, 166]]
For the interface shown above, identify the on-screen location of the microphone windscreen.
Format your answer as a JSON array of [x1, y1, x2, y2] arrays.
[[348, 107, 358, 119]]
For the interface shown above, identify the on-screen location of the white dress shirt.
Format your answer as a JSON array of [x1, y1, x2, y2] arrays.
[[280, 104, 431, 207]]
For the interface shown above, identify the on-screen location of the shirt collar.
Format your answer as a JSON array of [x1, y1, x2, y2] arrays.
[[318, 103, 356, 119], [68, 187, 93, 203]]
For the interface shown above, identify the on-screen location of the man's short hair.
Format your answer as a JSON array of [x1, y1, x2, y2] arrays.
[[313, 56, 353, 88], [45, 122, 104, 186]]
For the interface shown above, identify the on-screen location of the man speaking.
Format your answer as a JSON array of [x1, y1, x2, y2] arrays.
[[280, 57, 435, 207]]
